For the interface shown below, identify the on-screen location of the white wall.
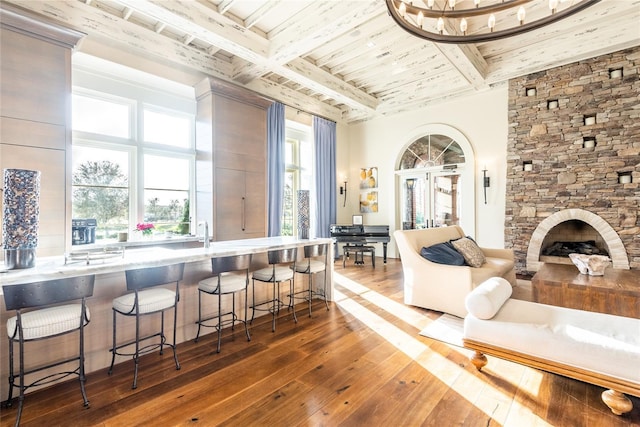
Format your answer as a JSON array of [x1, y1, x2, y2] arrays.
[[342, 85, 509, 258]]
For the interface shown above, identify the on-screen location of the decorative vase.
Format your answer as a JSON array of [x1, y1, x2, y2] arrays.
[[297, 190, 310, 239], [2, 169, 41, 269]]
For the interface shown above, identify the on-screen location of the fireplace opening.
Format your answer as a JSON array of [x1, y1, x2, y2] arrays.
[[539, 219, 610, 265], [542, 240, 609, 257]]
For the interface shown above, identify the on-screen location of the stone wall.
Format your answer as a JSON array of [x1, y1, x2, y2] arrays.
[[505, 46, 640, 274]]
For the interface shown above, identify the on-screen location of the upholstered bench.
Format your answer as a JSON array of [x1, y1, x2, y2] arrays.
[[343, 245, 375, 268], [462, 277, 640, 416]]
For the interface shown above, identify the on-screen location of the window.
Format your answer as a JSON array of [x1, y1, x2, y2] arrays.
[[281, 122, 312, 236], [72, 85, 195, 242], [395, 124, 476, 237]]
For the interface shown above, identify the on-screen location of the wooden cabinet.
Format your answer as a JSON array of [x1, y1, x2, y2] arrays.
[[0, 4, 84, 258], [195, 78, 271, 241]]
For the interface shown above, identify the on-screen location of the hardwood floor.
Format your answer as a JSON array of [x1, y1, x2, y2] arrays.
[[2, 259, 639, 426]]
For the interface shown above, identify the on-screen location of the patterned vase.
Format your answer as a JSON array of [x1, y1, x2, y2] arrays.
[[2, 169, 41, 269], [297, 190, 310, 239]]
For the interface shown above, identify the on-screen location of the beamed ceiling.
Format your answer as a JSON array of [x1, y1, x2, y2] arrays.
[[4, 0, 640, 124]]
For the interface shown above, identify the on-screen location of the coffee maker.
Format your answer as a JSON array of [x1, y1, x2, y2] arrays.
[[72, 219, 97, 245]]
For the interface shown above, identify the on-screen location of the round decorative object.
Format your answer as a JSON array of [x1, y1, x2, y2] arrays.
[[569, 253, 610, 276]]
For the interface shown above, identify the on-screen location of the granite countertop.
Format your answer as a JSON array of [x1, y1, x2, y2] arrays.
[[0, 236, 333, 288]]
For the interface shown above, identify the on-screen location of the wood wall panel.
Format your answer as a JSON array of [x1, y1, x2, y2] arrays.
[[0, 28, 69, 127], [0, 117, 66, 150]]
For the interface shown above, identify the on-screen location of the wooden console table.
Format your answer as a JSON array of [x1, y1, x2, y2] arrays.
[[531, 263, 640, 319]]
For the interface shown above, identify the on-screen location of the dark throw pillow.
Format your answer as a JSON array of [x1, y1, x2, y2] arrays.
[[420, 242, 466, 266]]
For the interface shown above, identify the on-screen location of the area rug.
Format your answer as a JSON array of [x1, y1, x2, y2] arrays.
[[419, 313, 464, 348]]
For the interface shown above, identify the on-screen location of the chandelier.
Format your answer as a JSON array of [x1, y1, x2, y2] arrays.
[[385, 0, 602, 44]]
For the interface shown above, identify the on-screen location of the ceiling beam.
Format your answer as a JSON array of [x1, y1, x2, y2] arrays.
[[5, 0, 344, 122], [115, 0, 378, 112]]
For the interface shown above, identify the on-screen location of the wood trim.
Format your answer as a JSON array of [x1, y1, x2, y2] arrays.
[[195, 77, 273, 109], [463, 338, 640, 398], [0, 2, 84, 48]]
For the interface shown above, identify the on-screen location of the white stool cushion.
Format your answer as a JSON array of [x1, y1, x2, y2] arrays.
[[199, 274, 247, 294], [294, 260, 326, 274], [7, 304, 89, 340], [113, 288, 176, 314], [465, 277, 512, 319], [253, 266, 294, 282]]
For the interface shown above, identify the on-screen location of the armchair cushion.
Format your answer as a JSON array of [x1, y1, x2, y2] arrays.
[[451, 237, 486, 267], [420, 242, 466, 266]]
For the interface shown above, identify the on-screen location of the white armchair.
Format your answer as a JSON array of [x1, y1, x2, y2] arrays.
[[394, 226, 516, 318]]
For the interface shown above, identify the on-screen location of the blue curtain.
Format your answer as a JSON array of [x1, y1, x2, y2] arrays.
[[267, 102, 285, 237], [313, 116, 337, 238]]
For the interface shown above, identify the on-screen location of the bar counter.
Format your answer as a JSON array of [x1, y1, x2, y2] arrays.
[[0, 236, 334, 400], [0, 236, 333, 288]]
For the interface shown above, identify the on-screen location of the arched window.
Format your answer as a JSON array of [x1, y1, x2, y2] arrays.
[[396, 125, 475, 236]]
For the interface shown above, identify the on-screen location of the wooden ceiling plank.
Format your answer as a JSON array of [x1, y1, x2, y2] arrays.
[[236, 1, 384, 83], [244, 78, 344, 123], [484, 7, 640, 82], [217, 0, 236, 15], [116, 0, 377, 114], [280, 58, 378, 111], [312, 13, 392, 66], [115, 0, 269, 60], [7, 0, 233, 79], [318, 27, 411, 73], [244, 0, 281, 30], [5, 0, 346, 121], [435, 42, 490, 89], [270, 1, 384, 63]]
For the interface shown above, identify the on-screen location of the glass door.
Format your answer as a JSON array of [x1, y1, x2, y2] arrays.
[[402, 171, 461, 229]]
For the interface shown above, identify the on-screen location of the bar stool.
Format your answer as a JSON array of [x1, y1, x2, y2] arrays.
[[251, 247, 298, 332], [290, 243, 330, 317], [109, 263, 184, 389], [195, 254, 252, 353], [3, 275, 95, 427]]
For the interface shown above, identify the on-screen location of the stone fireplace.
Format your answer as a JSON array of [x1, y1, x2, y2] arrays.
[[505, 47, 639, 274], [526, 208, 629, 272]]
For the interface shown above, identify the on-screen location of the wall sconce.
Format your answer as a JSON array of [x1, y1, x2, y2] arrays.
[[482, 168, 490, 204], [339, 180, 347, 207]]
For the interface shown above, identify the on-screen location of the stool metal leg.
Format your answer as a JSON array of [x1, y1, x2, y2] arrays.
[[308, 274, 313, 317], [5, 338, 15, 407], [108, 310, 117, 375], [217, 292, 223, 353], [171, 305, 180, 371], [290, 278, 298, 324], [251, 279, 257, 324], [195, 290, 204, 342], [16, 333, 25, 427], [322, 269, 330, 311], [271, 281, 277, 332], [132, 311, 140, 389], [79, 315, 90, 408], [243, 285, 251, 342]]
